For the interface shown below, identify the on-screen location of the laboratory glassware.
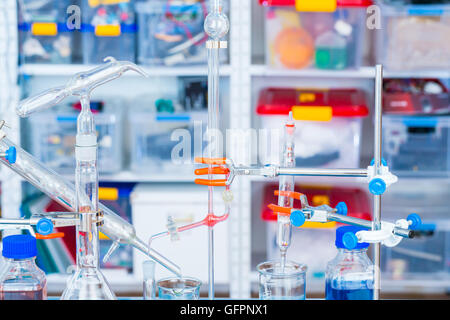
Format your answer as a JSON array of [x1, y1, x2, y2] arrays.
[[257, 260, 307, 300], [17, 57, 144, 300], [143, 260, 156, 300], [157, 277, 201, 300], [276, 112, 296, 270], [325, 226, 374, 300], [0, 133, 181, 277], [15, 57, 182, 299], [0, 235, 47, 300], [195, 0, 229, 300]]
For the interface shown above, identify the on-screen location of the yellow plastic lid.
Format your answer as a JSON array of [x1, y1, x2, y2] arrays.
[[31, 22, 58, 36], [95, 24, 121, 37], [295, 0, 337, 12]]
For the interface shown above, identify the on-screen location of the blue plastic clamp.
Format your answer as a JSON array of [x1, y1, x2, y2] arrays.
[[407, 213, 422, 230], [335, 202, 348, 215], [290, 210, 306, 228], [369, 178, 386, 195], [342, 232, 359, 250], [36, 218, 53, 235], [4, 146, 16, 164], [370, 158, 387, 166]]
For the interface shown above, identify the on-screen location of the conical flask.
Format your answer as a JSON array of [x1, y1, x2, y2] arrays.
[[61, 98, 116, 300], [61, 216, 116, 300]]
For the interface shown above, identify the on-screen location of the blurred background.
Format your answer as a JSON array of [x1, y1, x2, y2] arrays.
[[0, 0, 448, 299]]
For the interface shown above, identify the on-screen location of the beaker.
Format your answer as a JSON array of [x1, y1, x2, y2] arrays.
[[257, 260, 307, 300], [157, 277, 201, 300]]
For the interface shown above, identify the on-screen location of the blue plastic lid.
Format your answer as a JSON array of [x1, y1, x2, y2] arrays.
[[2, 235, 37, 259], [335, 226, 369, 249]]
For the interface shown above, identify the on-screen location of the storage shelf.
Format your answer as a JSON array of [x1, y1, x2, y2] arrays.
[[250, 65, 376, 78], [19, 64, 232, 77], [250, 65, 450, 79]]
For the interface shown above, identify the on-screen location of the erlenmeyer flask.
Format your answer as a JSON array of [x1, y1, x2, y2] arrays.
[[61, 221, 116, 300]]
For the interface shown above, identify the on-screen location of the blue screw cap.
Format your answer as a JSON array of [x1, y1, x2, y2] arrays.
[[5, 146, 16, 164], [290, 210, 306, 227], [36, 218, 53, 235], [370, 158, 387, 166], [369, 178, 386, 195], [342, 232, 359, 250], [335, 225, 370, 250], [2, 234, 37, 259], [335, 202, 348, 215], [407, 213, 422, 230]]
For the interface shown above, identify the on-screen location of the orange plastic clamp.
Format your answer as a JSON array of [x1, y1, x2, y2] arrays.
[[194, 157, 227, 165], [195, 179, 227, 187], [274, 190, 304, 200], [194, 166, 229, 176], [36, 232, 65, 240], [268, 204, 292, 216]]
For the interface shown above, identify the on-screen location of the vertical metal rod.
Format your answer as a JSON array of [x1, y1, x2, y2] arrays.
[[373, 64, 383, 300]]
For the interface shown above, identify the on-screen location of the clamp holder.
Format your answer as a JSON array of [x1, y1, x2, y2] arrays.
[[367, 158, 398, 195]]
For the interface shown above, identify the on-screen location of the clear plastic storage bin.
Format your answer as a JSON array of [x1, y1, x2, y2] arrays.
[[382, 115, 450, 177], [381, 221, 450, 282], [375, 1, 450, 70], [256, 88, 368, 168], [81, 0, 137, 64], [27, 100, 124, 174], [129, 110, 208, 173], [136, 0, 228, 66], [259, 0, 371, 70], [18, 0, 74, 64]]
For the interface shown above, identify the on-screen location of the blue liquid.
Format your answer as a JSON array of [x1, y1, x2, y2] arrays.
[[325, 280, 373, 300]]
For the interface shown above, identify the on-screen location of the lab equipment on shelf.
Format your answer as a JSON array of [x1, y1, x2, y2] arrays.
[[18, 0, 74, 64], [28, 99, 124, 174], [136, 0, 228, 66], [257, 260, 307, 300], [157, 277, 202, 300], [325, 226, 374, 300], [256, 87, 369, 168], [383, 79, 450, 116], [259, 0, 371, 70], [261, 183, 372, 280], [81, 0, 137, 64], [0, 235, 47, 300], [375, 0, 450, 71]]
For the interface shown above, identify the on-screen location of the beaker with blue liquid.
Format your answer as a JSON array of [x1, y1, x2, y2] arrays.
[[325, 226, 374, 300]]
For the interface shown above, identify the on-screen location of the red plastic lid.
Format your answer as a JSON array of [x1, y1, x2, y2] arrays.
[[256, 88, 369, 118], [261, 183, 372, 222], [259, 0, 373, 8]]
